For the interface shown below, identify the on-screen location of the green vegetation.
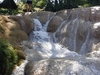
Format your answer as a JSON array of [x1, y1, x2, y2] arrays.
[[45, 0, 100, 11], [13, 46, 26, 66], [0, 39, 17, 75], [0, 2, 24, 15], [0, 0, 100, 14], [0, 39, 26, 75], [0, 8, 22, 15]]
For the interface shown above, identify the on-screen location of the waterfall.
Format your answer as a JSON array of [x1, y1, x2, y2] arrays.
[[79, 30, 90, 54], [12, 8, 100, 75], [53, 9, 73, 43]]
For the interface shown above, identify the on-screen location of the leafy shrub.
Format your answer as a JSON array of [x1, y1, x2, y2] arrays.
[[0, 39, 18, 75]]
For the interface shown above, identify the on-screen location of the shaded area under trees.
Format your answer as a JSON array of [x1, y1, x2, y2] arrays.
[[0, 0, 100, 13], [45, 0, 100, 12], [0, 0, 17, 9]]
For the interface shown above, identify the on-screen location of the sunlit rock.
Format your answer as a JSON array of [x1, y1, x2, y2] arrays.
[[25, 61, 47, 75], [93, 26, 100, 39], [9, 30, 28, 45], [22, 16, 34, 34], [0, 15, 29, 45], [47, 16, 63, 32], [9, 15, 34, 34], [5, 21, 21, 30], [52, 6, 100, 54], [56, 9, 69, 20], [25, 57, 100, 75], [29, 11, 54, 24]]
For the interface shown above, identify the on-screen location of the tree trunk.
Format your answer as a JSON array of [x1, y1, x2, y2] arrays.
[[0, 0, 17, 9]]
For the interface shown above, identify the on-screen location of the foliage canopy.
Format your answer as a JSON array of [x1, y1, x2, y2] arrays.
[[0, 0, 100, 13]]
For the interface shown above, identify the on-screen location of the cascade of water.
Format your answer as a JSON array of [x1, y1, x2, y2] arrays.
[[53, 10, 73, 43], [28, 16, 79, 58], [53, 18, 80, 52], [33, 18, 43, 31], [43, 12, 57, 32], [29, 18, 50, 42], [12, 13, 59, 75], [79, 30, 91, 54], [12, 8, 100, 75], [71, 18, 80, 51], [29, 13, 56, 42]]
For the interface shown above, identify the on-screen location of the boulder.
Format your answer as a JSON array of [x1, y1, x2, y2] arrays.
[[9, 30, 28, 45], [5, 20, 21, 30], [56, 9, 69, 20], [9, 15, 34, 34], [0, 15, 29, 45], [29, 11, 54, 24], [47, 16, 63, 32], [93, 26, 100, 39]]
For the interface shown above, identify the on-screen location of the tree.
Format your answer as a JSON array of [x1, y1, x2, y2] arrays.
[[87, 0, 100, 6], [0, 0, 17, 9], [45, 0, 54, 11]]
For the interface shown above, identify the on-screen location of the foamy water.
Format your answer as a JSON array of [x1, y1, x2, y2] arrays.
[[12, 9, 100, 75]]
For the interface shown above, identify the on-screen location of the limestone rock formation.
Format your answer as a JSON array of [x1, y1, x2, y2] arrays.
[[9, 15, 34, 34], [10, 6, 100, 75], [0, 15, 28, 45], [29, 11, 54, 24], [1, 6, 100, 51], [47, 16, 63, 32], [52, 6, 100, 54]]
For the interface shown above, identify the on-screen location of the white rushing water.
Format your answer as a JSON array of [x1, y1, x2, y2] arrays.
[[0, 0, 3, 3], [12, 13, 100, 75]]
